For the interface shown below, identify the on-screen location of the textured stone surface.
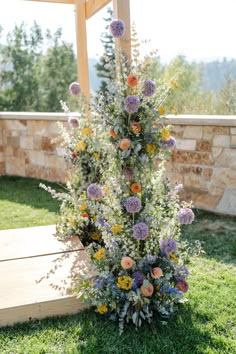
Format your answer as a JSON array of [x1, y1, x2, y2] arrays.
[[213, 135, 230, 147], [176, 139, 196, 151], [196, 140, 212, 152], [183, 126, 203, 139], [216, 189, 236, 215]]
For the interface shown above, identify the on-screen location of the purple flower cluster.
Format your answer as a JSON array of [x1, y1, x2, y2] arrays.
[[178, 208, 194, 224], [160, 136, 176, 149], [125, 197, 141, 213], [142, 80, 156, 96], [124, 96, 140, 114], [68, 116, 79, 128], [132, 271, 144, 286], [175, 183, 183, 193], [175, 265, 189, 280], [87, 183, 103, 200], [69, 82, 81, 96], [109, 19, 125, 38], [122, 165, 134, 181], [133, 222, 149, 240], [160, 238, 177, 254]]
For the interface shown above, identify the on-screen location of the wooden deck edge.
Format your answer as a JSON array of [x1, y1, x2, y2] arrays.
[[0, 295, 89, 328]]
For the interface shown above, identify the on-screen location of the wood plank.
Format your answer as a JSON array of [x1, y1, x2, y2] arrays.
[[0, 296, 87, 327], [75, 0, 90, 104], [0, 250, 95, 311], [113, 0, 131, 63], [0, 225, 83, 261], [25, 0, 75, 4], [85, 0, 111, 19]]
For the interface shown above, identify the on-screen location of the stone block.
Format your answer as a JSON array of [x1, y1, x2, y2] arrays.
[[184, 174, 207, 190], [212, 147, 222, 159], [195, 192, 221, 210], [208, 185, 224, 197], [41, 137, 55, 152], [216, 188, 236, 215], [29, 151, 45, 166], [172, 151, 214, 165], [215, 149, 236, 168], [183, 126, 203, 139], [213, 135, 230, 147], [5, 158, 26, 177], [33, 136, 42, 150], [196, 140, 212, 152], [4, 146, 14, 157], [230, 135, 236, 146], [172, 125, 185, 138], [230, 127, 236, 135], [20, 136, 34, 150], [211, 168, 236, 188], [202, 168, 213, 181], [203, 126, 229, 134], [176, 139, 196, 151], [2, 120, 27, 131], [44, 155, 57, 168], [27, 121, 47, 136], [0, 152, 4, 163], [166, 172, 183, 186], [0, 162, 5, 174], [7, 136, 20, 148]]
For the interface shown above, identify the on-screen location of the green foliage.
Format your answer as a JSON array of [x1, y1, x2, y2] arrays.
[[215, 74, 236, 114]]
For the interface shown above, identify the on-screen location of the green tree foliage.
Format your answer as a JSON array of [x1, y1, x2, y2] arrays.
[[0, 22, 77, 112], [216, 75, 236, 114], [95, 7, 115, 94]]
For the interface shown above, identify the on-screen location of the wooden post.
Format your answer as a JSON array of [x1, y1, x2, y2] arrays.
[[112, 0, 131, 63], [75, 0, 90, 104]]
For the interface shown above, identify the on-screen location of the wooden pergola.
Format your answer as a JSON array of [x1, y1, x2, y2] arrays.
[[26, 0, 131, 101]]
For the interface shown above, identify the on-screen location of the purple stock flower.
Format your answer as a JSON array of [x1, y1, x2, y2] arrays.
[[87, 183, 103, 200], [142, 80, 156, 96], [125, 197, 141, 214], [124, 96, 140, 114], [122, 166, 134, 181], [69, 82, 81, 96], [132, 271, 144, 286], [68, 116, 79, 128], [160, 136, 176, 149], [178, 208, 195, 224], [109, 19, 125, 38], [160, 238, 177, 254], [133, 222, 149, 240]]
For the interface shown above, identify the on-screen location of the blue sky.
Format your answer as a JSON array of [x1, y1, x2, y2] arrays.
[[0, 0, 236, 62]]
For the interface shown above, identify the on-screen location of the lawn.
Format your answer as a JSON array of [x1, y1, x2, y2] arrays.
[[0, 178, 236, 353], [0, 176, 62, 229]]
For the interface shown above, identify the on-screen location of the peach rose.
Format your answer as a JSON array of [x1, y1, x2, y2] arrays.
[[121, 256, 135, 270], [141, 283, 154, 297], [151, 267, 163, 279], [119, 138, 131, 150], [127, 74, 138, 87]]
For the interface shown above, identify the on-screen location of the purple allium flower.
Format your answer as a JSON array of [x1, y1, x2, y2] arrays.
[[124, 96, 140, 114], [122, 166, 134, 181], [142, 80, 156, 96], [175, 183, 183, 193], [133, 222, 149, 240], [109, 19, 125, 38], [125, 197, 142, 214], [178, 208, 194, 224], [160, 238, 177, 254], [160, 136, 176, 149], [68, 116, 79, 128], [175, 265, 189, 280], [132, 271, 144, 286], [69, 82, 81, 96], [87, 183, 103, 200]]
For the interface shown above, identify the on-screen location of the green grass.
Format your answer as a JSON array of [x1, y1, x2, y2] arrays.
[[0, 176, 62, 230], [0, 179, 235, 353]]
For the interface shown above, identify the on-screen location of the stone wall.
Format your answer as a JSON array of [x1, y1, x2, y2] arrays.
[[0, 113, 236, 215]]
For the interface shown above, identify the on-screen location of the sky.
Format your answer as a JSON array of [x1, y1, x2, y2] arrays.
[[0, 0, 236, 62]]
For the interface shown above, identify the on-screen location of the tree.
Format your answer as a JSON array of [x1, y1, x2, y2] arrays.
[[95, 7, 115, 94], [216, 75, 236, 114]]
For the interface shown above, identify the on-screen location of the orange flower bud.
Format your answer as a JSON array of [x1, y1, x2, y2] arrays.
[[127, 74, 138, 87], [119, 138, 131, 150], [130, 183, 142, 193]]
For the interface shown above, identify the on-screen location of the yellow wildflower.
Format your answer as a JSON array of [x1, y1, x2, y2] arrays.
[[169, 254, 179, 263], [81, 127, 92, 136], [102, 186, 110, 195], [94, 248, 106, 261], [79, 203, 87, 211], [91, 232, 100, 241], [170, 80, 179, 89], [93, 215, 97, 222], [93, 152, 100, 160], [161, 128, 170, 141], [117, 276, 133, 291], [97, 304, 108, 314], [158, 106, 166, 116], [146, 144, 156, 154], [111, 224, 122, 234], [76, 141, 86, 151]]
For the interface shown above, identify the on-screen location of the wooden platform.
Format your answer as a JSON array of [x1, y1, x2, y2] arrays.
[[0, 225, 94, 327]]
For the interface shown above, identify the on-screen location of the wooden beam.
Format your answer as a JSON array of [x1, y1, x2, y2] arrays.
[[85, 0, 111, 19], [112, 0, 131, 63], [25, 0, 75, 4], [75, 0, 90, 105]]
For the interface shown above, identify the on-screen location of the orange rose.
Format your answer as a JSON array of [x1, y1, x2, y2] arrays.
[[81, 212, 89, 218], [141, 283, 154, 297], [127, 74, 138, 87], [121, 256, 135, 270], [130, 122, 141, 134], [151, 267, 163, 279], [109, 128, 118, 137], [119, 138, 131, 150], [130, 183, 142, 193]]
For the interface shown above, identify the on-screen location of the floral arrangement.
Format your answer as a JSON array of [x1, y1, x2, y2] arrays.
[[42, 19, 199, 333]]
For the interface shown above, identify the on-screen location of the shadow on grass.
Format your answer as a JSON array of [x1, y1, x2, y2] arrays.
[[0, 306, 230, 354], [181, 209, 236, 266], [0, 175, 64, 213]]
